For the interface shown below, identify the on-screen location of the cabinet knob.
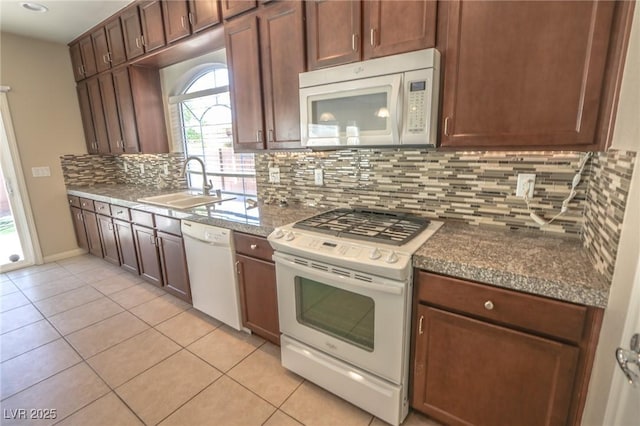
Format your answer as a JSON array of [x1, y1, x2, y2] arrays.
[[250, 244, 257, 250], [484, 300, 494, 310]]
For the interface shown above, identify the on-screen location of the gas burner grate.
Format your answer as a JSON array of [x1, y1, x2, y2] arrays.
[[294, 209, 430, 246]]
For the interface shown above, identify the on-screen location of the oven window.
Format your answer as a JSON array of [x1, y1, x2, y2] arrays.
[[295, 277, 375, 352]]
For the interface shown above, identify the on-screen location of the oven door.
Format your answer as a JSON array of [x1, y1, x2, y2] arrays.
[[273, 252, 408, 383]]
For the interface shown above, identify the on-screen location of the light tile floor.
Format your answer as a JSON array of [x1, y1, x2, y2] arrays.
[[0, 255, 442, 426]]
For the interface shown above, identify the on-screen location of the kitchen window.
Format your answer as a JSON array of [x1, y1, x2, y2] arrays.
[[170, 66, 256, 198]]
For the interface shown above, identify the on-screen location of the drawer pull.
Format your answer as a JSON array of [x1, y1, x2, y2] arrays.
[[116, 211, 123, 215], [250, 244, 258, 250], [484, 300, 494, 310], [418, 315, 424, 335]]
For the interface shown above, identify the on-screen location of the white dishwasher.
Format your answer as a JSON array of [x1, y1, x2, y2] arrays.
[[181, 220, 242, 330]]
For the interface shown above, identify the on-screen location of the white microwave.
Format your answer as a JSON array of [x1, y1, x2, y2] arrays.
[[299, 49, 440, 149]]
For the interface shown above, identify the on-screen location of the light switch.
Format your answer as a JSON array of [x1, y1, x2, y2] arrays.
[[269, 167, 280, 183], [31, 166, 51, 177]]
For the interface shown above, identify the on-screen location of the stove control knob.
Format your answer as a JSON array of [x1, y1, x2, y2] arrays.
[[369, 248, 382, 260], [385, 251, 399, 264], [272, 229, 284, 239], [285, 231, 295, 241]]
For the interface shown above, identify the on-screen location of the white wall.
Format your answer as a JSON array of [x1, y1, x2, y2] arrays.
[[0, 32, 86, 260]]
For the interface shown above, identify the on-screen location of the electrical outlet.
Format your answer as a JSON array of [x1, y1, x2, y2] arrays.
[[139, 164, 145, 175], [163, 164, 169, 175], [269, 167, 280, 183], [516, 173, 536, 198], [314, 169, 324, 186]]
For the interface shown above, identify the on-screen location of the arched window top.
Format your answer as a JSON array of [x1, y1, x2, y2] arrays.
[[184, 68, 229, 94]]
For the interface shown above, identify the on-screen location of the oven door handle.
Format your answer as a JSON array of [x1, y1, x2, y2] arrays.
[[274, 253, 404, 296]]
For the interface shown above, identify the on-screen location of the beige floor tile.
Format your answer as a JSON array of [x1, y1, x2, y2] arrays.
[[0, 272, 9, 282], [56, 392, 143, 426], [20, 276, 86, 302], [228, 342, 303, 406], [156, 308, 221, 347], [130, 293, 190, 326], [77, 264, 126, 284], [0, 363, 109, 426], [66, 311, 149, 359], [0, 320, 60, 362], [11, 267, 74, 290], [116, 350, 221, 425], [1, 339, 82, 399], [281, 381, 373, 426], [34, 286, 103, 317], [48, 297, 124, 335], [7, 263, 63, 280], [1, 291, 31, 313], [90, 273, 142, 296], [109, 282, 165, 309], [159, 376, 275, 426], [0, 304, 43, 334], [87, 328, 180, 387], [57, 256, 106, 275], [371, 410, 445, 426], [188, 325, 264, 372], [1, 280, 19, 296], [264, 410, 304, 426]]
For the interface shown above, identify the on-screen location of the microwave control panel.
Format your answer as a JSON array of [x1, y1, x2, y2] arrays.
[[407, 80, 428, 133], [402, 68, 438, 146]]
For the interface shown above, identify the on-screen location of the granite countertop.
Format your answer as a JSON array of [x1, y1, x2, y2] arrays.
[[66, 185, 609, 308], [413, 223, 609, 308]]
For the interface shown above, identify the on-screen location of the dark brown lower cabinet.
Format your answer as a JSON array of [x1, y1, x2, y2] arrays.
[[114, 218, 139, 274], [70, 206, 89, 251], [132, 224, 163, 287], [82, 211, 103, 258], [411, 272, 603, 426], [97, 214, 120, 266], [158, 231, 191, 303]]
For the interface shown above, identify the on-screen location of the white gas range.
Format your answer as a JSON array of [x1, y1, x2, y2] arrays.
[[268, 209, 443, 426]]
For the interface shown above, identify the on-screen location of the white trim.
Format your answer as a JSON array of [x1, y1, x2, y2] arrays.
[[0, 92, 43, 266], [168, 85, 230, 104], [0, 86, 11, 93], [43, 248, 88, 263]]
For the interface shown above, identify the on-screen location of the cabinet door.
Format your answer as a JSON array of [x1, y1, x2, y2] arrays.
[[70, 207, 89, 251], [114, 219, 139, 274], [98, 73, 124, 153], [76, 82, 98, 154], [132, 224, 163, 287], [157, 231, 192, 303], [225, 13, 265, 151], [105, 19, 127, 67], [162, 0, 191, 43], [260, 1, 304, 149], [220, 0, 256, 20], [128, 66, 169, 153], [97, 215, 120, 266], [78, 36, 98, 78], [82, 211, 103, 258], [121, 7, 145, 59], [412, 305, 579, 426], [188, 0, 220, 33], [140, 0, 166, 52], [363, 0, 436, 59], [236, 254, 279, 345], [92, 28, 111, 73], [112, 68, 140, 153], [440, 1, 616, 150], [86, 78, 111, 154], [69, 43, 85, 81], [306, 0, 361, 70]]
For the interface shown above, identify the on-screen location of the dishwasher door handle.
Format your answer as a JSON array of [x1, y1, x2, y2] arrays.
[[183, 233, 230, 248]]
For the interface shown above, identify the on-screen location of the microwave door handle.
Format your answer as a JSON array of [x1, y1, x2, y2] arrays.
[[395, 76, 403, 144]]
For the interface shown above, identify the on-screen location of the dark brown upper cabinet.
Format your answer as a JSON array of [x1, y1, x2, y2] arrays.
[[439, 1, 617, 150], [305, 0, 436, 70], [221, 0, 256, 20], [188, 0, 221, 33], [70, 35, 98, 81], [225, 1, 305, 151], [121, 1, 166, 60], [92, 19, 127, 73], [112, 68, 141, 153], [162, 0, 192, 43], [76, 81, 98, 154], [86, 77, 111, 154], [121, 6, 146, 59]]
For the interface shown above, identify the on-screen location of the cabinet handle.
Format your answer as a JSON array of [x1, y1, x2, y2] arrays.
[[108, 222, 113, 231], [69, 199, 73, 204], [250, 244, 257, 250], [141, 35, 146, 47], [116, 210, 123, 215], [188, 12, 194, 26], [149, 234, 155, 245], [102, 54, 109, 64], [181, 15, 187, 29], [256, 130, 263, 142], [351, 33, 358, 51], [370, 28, 376, 47], [235, 260, 241, 275], [268, 129, 273, 142], [444, 116, 451, 136], [484, 300, 494, 310], [418, 315, 424, 335], [135, 37, 141, 49]]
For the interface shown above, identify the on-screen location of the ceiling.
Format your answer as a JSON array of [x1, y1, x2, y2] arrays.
[[0, 0, 133, 44]]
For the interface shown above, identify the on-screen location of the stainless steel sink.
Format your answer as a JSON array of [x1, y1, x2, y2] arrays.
[[137, 192, 234, 209]]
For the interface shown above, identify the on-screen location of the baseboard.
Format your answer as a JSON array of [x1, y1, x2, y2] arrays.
[[43, 248, 88, 263]]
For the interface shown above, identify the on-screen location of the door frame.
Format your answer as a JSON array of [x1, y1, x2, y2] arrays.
[[0, 87, 43, 272]]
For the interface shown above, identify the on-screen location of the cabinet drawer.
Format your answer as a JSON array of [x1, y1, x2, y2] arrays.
[[416, 271, 587, 343], [68, 195, 81, 208], [131, 210, 155, 228], [155, 215, 181, 236], [111, 205, 130, 221], [234, 233, 273, 262], [79, 198, 95, 211], [94, 201, 111, 215]]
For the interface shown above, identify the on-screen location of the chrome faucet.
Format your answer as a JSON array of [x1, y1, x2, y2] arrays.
[[182, 156, 214, 195]]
